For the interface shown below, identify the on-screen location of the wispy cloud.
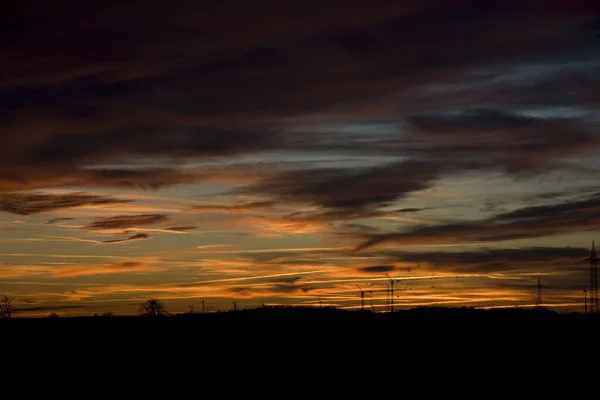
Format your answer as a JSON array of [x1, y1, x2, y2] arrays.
[[358, 265, 395, 273], [53, 260, 159, 278], [84, 214, 170, 230], [0, 192, 132, 215], [356, 193, 600, 251], [100, 233, 151, 244], [165, 226, 197, 232], [45, 217, 75, 224], [189, 201, 277, 213]]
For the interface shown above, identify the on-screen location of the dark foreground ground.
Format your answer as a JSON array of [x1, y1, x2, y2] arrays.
[[3, 306, 598, 337], [3, 306, 597, 373]]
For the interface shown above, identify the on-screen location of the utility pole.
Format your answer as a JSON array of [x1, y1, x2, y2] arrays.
[[202, 298, 205, 314], [189, 305, 194, 314], [584, 289, 587, 315], [319, 297, 322, 308], [232, 301, 237, 311]]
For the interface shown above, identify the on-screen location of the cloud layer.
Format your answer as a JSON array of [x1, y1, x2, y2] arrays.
[[1, 1, 597, 193]]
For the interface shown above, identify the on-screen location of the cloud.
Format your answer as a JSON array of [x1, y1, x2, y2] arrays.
[[381, 247, 589, 275], [164, 226, 197, 232], [0, 1, 597, 193], [249, 160, 440, 211], [228, 281, 313, 296], [100, 233, 151, 244], [53, 260, 157, 277], [0, 192, 132, 215], [394, 208, 425, 213], [84, 214, 170, 230], [358, 265, 396, 273], [356, 192, 600, 251], [190, 201, 277, 213], [404, 109, 597, 175], [45, 217, 75, 224]]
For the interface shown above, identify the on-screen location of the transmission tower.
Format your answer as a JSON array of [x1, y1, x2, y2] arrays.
[[386, 274, 395, 312], [356, 285, 366, 311], [536, 277, 543, 308], [585, 241, 599, 314], [533, 277, 549, 308]]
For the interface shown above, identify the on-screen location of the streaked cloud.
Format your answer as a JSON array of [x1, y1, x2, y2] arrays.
[[45, 217, 75, 224], [356, 193, 600, 251], [164, 226, 197, 232], [84, 214, 170, 230], [53, 260, 158, 278], [358, 265, 396, 273], [100, 233, 151, 244], [0, 192, 132, 215], [189, 201, 277, 213]]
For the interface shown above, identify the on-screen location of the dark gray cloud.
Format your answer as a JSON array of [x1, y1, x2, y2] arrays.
[[244, 104, 597, 221], [394, 208, 425, 213], [0, 1, 597, 193], [228, 282, 313, 295], [45, 217, 75, 224], [84, 214, 169, 230], [250, 160, 440, 211], [190, 201, 277, 213], [0, 192, 131, 215], [376, 246, 589, 275], [356, 193, 600, 251], [358, 265, 396, 273], [264, 276, 303, 284], [403, 108, 597, 175], [101, 233, 150, 244], [165, 226, 197, 232]]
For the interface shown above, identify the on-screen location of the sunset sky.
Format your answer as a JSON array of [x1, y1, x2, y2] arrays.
[[1, 0, 599, 316]]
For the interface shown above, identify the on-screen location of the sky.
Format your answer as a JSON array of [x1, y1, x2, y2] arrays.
[[1, 0, 599, 316]]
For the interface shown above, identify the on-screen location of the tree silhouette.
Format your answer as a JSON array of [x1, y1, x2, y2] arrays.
[[139, 299, 168, 317], [0, 295, 14, 318]]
